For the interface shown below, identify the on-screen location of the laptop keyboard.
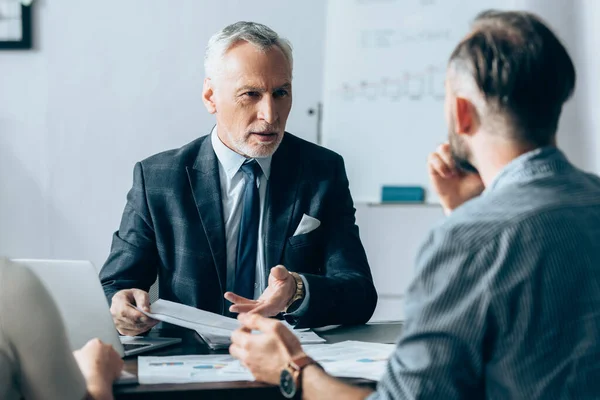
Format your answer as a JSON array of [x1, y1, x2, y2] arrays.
[[123, 343, 152, 352]]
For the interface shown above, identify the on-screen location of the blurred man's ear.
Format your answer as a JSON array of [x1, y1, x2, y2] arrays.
[[454, 96, 480, 137], [202, 78, 217, 114]]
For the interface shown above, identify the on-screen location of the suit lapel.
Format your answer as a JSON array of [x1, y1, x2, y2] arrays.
[[265, 135, 302, 273], [186, 137, 227, 305]]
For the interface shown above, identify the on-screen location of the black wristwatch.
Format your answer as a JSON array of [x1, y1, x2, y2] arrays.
[[279, 354, 320, 399]]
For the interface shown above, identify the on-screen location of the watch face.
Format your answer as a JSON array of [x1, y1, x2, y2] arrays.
[[280, 369, 297, 399]]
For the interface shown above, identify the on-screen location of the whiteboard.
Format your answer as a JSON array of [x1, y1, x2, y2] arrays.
[[322, 0, 511, 203]]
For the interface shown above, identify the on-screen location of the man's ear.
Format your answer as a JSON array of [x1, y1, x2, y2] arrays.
[[202, 78, 217, 114], [454, 96, 479, 136]]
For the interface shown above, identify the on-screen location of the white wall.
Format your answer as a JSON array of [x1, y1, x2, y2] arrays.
[[355, 204, 445, 321], [517, 0, 596, 172], [576, 0, 600, 173]]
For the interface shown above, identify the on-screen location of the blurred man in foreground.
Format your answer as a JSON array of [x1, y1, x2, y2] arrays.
[[231, 10, 600, 400]]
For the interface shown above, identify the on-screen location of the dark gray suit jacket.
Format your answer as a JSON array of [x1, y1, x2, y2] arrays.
[[100, 132, 377, 328]]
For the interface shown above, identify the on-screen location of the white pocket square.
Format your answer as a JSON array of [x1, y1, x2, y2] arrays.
[[293, 214, 321, 236]]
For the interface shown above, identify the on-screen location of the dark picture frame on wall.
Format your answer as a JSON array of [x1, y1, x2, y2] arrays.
[[0, 1, 32, 50]]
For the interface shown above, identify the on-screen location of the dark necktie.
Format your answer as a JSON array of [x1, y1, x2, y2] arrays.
[[234, 160, 261, 300]]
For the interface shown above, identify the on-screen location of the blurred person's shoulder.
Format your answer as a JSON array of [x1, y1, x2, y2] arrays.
[[0, 258, 46, 301]]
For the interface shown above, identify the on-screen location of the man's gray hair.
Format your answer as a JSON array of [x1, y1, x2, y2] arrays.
[[204, 21, 293, 79]]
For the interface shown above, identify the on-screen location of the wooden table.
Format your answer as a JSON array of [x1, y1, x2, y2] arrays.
[[114, 322, 403, 399]]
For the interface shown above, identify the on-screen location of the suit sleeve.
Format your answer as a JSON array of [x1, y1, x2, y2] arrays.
[[369, 227, 491, 400], [99, 162, 160, 305], [290, 156, 378, 328]]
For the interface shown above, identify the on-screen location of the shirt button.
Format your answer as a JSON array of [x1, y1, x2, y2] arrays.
[[254, 283, 258, 288]]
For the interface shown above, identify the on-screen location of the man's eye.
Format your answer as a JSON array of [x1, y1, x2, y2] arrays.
[[274, 89, 289, 98], [244, 91, 260, 98]]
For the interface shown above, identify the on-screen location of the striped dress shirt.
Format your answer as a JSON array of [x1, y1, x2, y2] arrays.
[[371, 147, 600, 399]]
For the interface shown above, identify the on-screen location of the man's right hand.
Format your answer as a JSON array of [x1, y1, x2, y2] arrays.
[[109, 289, 159, 336], [428, 143, 484, 215]]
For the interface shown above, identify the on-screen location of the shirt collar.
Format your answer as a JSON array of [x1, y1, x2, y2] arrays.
[[210, 126, 271, 181], [485, 146, 567, 194]]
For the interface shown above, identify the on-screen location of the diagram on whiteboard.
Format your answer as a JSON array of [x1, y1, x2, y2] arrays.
[[336, 65, 445, 102], [356, 0, 437, 5], [360, 28, 450, 48]]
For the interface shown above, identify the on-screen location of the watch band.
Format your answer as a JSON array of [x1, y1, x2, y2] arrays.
[[288, 354, 321, 398], [290, 354, 316, 371], [285, 272, 304, 312]]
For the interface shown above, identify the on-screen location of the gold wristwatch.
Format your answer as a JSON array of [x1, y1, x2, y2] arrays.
[[285, 272, 305, 312]]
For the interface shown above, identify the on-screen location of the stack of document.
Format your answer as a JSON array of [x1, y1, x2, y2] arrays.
[[137, 340, 396, 384], [217, 341, 395, 381], [137, 299, 325, 350]]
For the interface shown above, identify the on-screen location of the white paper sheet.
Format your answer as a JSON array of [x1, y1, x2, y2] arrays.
[[302, 341, 396, 381], [221, 341, 396, 382], [138, 299, 325, 350], [138, 354, 254, 384], [139, 341, 396, 384]]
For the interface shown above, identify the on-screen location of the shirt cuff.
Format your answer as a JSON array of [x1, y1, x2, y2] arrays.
[[284, 274, 310, 320]]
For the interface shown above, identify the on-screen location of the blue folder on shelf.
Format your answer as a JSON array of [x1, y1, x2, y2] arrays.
[[381, 186, 425, 203]]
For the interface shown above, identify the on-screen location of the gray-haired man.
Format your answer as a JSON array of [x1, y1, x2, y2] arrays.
[[99, 21, 377, 335]]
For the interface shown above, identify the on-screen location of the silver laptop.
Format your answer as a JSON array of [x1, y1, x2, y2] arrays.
[[11, 259, 181, 360]]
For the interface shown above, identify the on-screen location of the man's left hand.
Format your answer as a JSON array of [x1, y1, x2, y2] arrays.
[[224, 265, 297, 316], [230, 313, 304, 385]]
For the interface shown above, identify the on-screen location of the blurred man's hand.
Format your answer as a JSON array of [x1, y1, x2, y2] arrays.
[[428, 143, 484, 214]]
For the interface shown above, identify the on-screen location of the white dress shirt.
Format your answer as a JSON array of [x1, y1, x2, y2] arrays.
[[211, 129, 269, 299], [211, 129, 309, 315]]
